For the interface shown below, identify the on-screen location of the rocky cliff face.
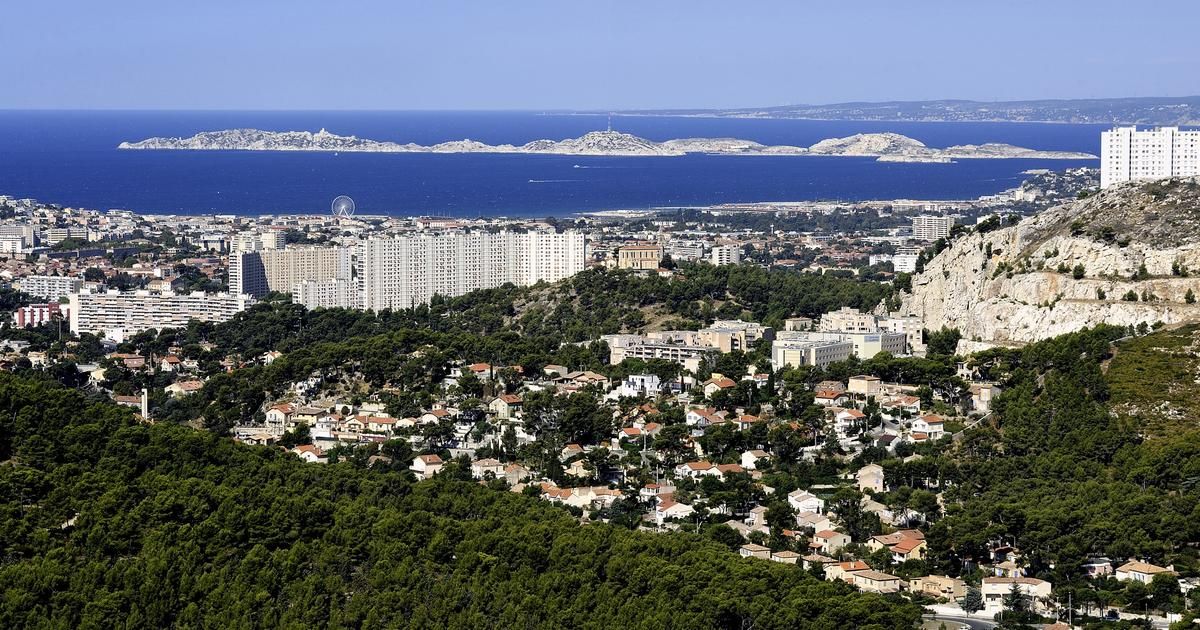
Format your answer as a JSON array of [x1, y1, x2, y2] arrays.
[[901, 178, 1200, 347]]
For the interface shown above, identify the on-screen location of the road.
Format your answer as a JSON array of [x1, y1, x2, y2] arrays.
[[922, 614, 997, 630]]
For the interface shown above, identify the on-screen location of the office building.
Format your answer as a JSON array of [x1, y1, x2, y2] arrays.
[[710, 244, 742, 266], [1101, 126, 1200, 188], [17, 275, 84, 301], [68, 290, 255, 339], [911, 215, 954, 242]]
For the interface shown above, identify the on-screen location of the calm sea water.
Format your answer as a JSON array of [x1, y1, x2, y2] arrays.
[[0, 111, 1102, 217]]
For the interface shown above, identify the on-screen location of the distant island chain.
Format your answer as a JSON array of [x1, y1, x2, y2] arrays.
[[118, 129, 1096, 163]]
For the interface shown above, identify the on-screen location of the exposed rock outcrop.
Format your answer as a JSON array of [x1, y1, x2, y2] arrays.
[[901, 178, 1200, 349]]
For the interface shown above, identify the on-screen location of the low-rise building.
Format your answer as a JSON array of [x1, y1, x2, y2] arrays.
[[981, 577, 1052, 614]]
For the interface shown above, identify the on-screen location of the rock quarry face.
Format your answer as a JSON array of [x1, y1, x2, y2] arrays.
[[901, 178, 1200, 348]]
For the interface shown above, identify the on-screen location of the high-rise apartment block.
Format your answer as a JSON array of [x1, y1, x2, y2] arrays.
[[68, 290, 255, 339], [1101, 126, 1200, 188], [357, 231, 585, 311], [17, 275, 84, 301], [710, 244, 742, 266], [230, 246, 351, 298], [911, 215, 955, 242]]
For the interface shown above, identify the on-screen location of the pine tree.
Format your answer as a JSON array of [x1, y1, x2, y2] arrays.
[[961, 587, 984, 613]]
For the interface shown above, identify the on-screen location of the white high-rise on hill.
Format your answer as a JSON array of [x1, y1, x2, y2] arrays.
[[1101, 126, 1200, 188], [357, 231, 586, 311]]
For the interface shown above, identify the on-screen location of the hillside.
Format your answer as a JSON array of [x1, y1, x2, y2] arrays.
[[902, 178, 1200, 347], [0, 374, 924, 629], [627, 95, 1200, 125]]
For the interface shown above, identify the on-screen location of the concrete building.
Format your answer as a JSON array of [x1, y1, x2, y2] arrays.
[[358, 231, 585, 311], [616, 244, 663, 270], [17, 275, 84, 301], [912, 215, 955, 242], [12, 303, 68, 328], [1101, 126, 1200, 188], [293, 278, 357, 309], [666, 240, 705, 261], [879, 314, 926, 354], [230, 246, 351, 298], [602, 334, 717, 373], [819, 307, 878, 334], [710, 244, 742, 266], [68, 289, 255, 339], [771, 336, 854, 370], [698, 320, 774, 352]]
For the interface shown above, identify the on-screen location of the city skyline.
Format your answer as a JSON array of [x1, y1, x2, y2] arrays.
[[3, 1, 1199, 111]]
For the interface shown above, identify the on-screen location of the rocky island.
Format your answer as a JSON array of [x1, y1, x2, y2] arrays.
[[118, 129, 1096, 161]]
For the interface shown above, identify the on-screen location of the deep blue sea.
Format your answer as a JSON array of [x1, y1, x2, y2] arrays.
[[0, 111, 1103, 217]]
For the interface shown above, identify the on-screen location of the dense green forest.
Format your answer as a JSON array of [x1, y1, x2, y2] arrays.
[[900, 326, 1200, 608], [0, 374, 923, 629]]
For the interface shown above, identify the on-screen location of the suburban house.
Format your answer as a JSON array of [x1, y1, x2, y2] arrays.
[[911, 414, 945, 440], [741, 449, 771, 470], [739, 543, 771, 560], [290, 444, 326, 463], [981, 577, 1052, 614], [909, 575, 967, 600], [867, 530, 927, 562], [1115, 561, 1175, 584], [410, 454, 444, 479], [825, 560, 871, 583], [856, 463, 885, 493], [771, 550, 801, 564], [847, 375, 882, 397], [814, 390, 849, 407], [787, 489, 825, 514], [851, 570, 903, 593], [470, 458, 505, 479], [489, 394, 523, 419], [811, 530, 851, 555], [702, 376, 737, 398], [655, 498, 695, 521], [675, 461, 719, 478]]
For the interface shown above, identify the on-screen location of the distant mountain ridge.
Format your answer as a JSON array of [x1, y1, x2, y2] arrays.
[[118, 129, 1095, 161], [623, 96, 1200, 125]]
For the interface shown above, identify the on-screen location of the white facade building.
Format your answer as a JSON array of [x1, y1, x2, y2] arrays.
[[911, 215, 954, 242], [17, 275, 84, 301], [68, 290, 255, 338], [357, 231, 585, 311], [710, 244, 742, 266], [771, 337, 854, 370], [1101, 126, 1200, 188], [230, 246, 352, 298]]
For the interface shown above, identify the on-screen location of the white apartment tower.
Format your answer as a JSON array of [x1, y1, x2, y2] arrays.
[[1101, 126, 1200, 188], [710, 244, 742, 266], [357, 231, 586, 311], [911, 215, 955, 242]]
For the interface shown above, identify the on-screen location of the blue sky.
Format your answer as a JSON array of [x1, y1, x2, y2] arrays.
[[2, 0, 1198, 110]]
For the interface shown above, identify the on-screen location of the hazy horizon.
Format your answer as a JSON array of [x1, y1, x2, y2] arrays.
[[4, 1, 1199, 111]]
